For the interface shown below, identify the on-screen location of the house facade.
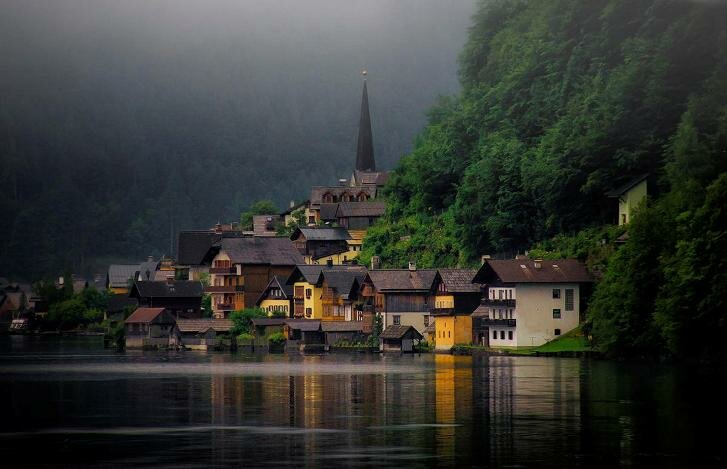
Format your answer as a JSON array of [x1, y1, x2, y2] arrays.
[[205, 237, 303, 317], [124, 307, 177, 349], [471, 258, 592, 347], [129, 280, 203, 319], [255, 276, 293, 317], [607, 174, 649, 225], [287, 265, 366, 320], [361, 266, 438, 334], [432, 269, 481, 351]]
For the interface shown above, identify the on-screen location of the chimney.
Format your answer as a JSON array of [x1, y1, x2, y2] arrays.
[[534, 259, 543, 269], [408, 262, 416, 272], [371, 255, 381, 270], [480, 255, 491, 264], [338, 178, 348, 186], [326, 259, 333, 267]]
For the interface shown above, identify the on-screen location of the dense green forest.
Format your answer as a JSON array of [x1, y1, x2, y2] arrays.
[[361, 0, 727, 359], [0, 0, 474, 280]]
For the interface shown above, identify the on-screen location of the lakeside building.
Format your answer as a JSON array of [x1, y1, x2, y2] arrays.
[[204, 237, 303, 317], [128, 279, 203, 319], [255, 276, 293, 317], [431, 269, 481, 351], [175, 319, 233, 350], [124, 307, 177, 349], [360, 264, 438, 335], [380, 325, 423, 352], [286, 264, 367, 320], [471, 258, 592, 347]]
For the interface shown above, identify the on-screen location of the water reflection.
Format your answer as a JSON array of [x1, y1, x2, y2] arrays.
[[0, 338, 725, 467]]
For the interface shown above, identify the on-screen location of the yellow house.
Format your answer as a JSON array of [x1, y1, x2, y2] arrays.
[[287, 265, 367, 319], [255, 276, 293, 317], [432, 269, 481, 351], [607, 174, 649, 225]]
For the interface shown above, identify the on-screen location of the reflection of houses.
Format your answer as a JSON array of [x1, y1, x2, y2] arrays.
[[290, 228, 352, 265], [176, 319, 233, 350], [129, 280, 203, 319], [472, 258, 592, 347], [204, 237, 303, 317], [606, 174, 649, 226], [432, 269, 481, 351], [361, 265, 438, 334], [255, 276, 293, 317], [124, 307, 177, 349], [380, 325, 423, 352]]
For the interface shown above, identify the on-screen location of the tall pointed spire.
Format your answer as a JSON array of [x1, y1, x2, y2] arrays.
[[355, 70, 376, 172]]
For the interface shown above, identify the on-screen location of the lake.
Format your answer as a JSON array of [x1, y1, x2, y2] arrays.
[[0, 336, 724, 468]]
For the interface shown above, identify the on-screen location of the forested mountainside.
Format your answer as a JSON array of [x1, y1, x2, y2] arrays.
[[361, 0, 727, 267], [0, 0, 475, 280], [362, 0, 727, 360]]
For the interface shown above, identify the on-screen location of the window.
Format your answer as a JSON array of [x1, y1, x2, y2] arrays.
[[305, 307, 312, 318], [308, 216, 315, 224], [423, 315, 429, 327], [448, 331, 451, 338], [565, 289, 574, 311], [493, 330, 497, 340], [553, 309, 561, 319], [305, 288, 312, 299], [498, 290, 503, 300], [500, 330, 505, 340], [508, 331, 513, 340], [555, 328, 561, 336], [393, 315, 401, 326], [552, 289, 561, 299]]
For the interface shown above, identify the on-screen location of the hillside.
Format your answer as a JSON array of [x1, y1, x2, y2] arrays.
[[361, 0, 727, 360]]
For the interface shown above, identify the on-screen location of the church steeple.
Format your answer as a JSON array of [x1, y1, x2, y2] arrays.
[[355, 71, 376, 172]]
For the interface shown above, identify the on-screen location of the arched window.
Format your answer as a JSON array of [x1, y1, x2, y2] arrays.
[[357, 192, 368, 201], [323, 192, 335, 203]]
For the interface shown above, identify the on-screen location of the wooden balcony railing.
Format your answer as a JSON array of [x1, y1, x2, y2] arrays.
[[210, 267, 236, 274], [204, 285, 244, 293]]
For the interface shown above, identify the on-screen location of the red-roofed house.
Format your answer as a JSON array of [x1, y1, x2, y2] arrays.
[[124, 307, 177, 349]]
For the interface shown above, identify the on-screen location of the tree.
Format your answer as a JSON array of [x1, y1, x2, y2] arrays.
[[230, 307, 268, 336]]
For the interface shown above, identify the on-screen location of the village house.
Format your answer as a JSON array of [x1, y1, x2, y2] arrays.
[[471, 258, 592, 347], [286, 264, 366, 320], [124, 307, 177, 349], [0, 282, 27, 331], [321, 321, 366, 346], [106, 264, 140, 294], [175, 224, 247, 281], [205, 237, 303, 317], [284, 319, 324, 350], [432, 269, 482, 351], [335, 201, 386, 230], [361, 264, 438, 334], [319, 269, 366, 322], [606, 174, 650, 226], [175, 318, 233, 350], [290, 227, 353, 265], [379, 325, 423, 353], [255, 276, 293, 317], [128, 279, 203, 319]]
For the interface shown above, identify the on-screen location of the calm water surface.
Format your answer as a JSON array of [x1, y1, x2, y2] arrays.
[[0, 336, 724, 468]]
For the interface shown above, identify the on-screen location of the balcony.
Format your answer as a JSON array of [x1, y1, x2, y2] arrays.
[[204, 285, 244, 293], [214, 303, 235, 311], [210, 267, 236, 274], [481, 298, 516, 307], [478, 318, 516, 327], [431, 307, 456, 316]]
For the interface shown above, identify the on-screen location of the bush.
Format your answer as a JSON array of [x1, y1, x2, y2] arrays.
[[230, 307, 268, 335], [268, 332, 286, 345], [237, 333, 254, 344]]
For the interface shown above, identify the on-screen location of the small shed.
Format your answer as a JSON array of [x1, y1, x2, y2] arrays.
[[380, 325, 423, 353], [176, 319, 233, 350], [124, 307, 177, 349], [285, 319, 323, 344], [321, 321, 365, 346]]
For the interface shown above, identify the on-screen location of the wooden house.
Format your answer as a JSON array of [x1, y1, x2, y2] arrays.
[[380, 325, 423, 353], [321, 321, 366, 346], [286, 264, 367, 320], [129, 280, 203, 319], [606, 174, 650, 225], [432, 269, 481, 351], [319, 269, 366, 322], [124, 307, 177, 349], [290, 227, 353, 265], [175, 319, 233, 350], [204, 237, 303, 317]]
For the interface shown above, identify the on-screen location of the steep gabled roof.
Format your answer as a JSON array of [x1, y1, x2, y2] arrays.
[[309, 186, 377, 205], [353, 170, 389, 186], [336, 201, 386, 218], [125, 307, 167, 323], [380, 325, 423, 340], [107, 264, 140, 288], [177, 231, 221, 265], [130, 280, 204, 298], [321, 270, 365, 300], [220, 237, 303, 265], [438, 269, 480, 293], [473, 259, 592, 284], [319, 203, 340, 221], [255, 276, 294, 305], [606, 174, 649, 197], [321, 321, 364, 332], [290, 227, 351, 242], [367, 269, 438, 292]]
